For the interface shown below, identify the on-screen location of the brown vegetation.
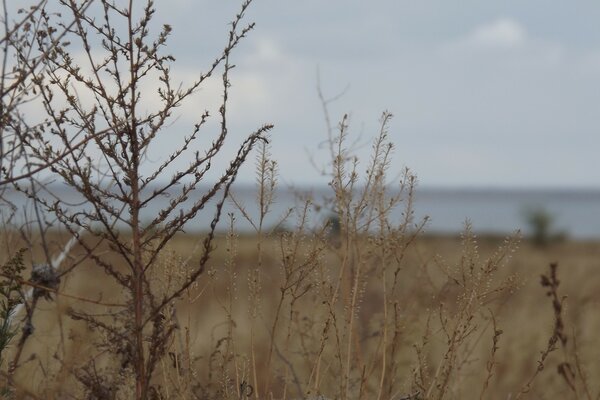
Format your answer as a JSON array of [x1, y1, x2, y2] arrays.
[[2, 230, 600, 399]]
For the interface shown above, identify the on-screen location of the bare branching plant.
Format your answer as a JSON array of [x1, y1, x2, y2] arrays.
[[0, 2, 110, 396], [204, 102, 429, 399], [0, 0, 105, 188], [537, 263, 594, 399], [1, 0, 271, 398], [411, 227, 520, 400]]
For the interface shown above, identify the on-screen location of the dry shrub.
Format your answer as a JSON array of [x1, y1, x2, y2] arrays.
[[171, 110, 599, 400], [173, 111, 524, 400]]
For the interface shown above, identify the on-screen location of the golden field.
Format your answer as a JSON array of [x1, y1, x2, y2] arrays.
[[4, 231, 599, 399]]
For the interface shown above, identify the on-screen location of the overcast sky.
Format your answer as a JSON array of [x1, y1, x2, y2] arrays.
[[23, 1, 600, 189], [209, 1, 600, 189]]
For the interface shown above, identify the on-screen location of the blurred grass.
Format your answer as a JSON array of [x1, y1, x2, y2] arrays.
[[4, 231, 599, 398]]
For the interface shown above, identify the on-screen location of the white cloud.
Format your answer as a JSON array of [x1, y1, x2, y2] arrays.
[[444, 18, 528, 51], [438, 17, 565, 68], [248, 36, 287, 65], [468, 18, 527, 48]]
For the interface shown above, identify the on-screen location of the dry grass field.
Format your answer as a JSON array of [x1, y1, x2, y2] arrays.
[[4, 230, 599, 399]]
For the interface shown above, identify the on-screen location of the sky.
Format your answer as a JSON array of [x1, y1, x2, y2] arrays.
[[17, 1, 600, 189]]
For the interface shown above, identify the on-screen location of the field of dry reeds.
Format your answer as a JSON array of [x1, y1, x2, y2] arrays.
[[3, 226, 600, 399]]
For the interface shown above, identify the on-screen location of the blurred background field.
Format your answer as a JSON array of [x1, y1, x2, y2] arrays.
[[5, 226, 599, 398]]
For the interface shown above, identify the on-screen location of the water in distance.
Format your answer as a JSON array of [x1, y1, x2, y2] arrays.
[[2, 184, 599, 239]]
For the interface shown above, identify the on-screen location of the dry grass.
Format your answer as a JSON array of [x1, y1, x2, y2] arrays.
[[2, 232, 600, 399]]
